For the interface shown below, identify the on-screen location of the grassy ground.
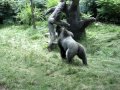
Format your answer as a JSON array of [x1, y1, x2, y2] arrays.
[[0, 22, 120, 90]]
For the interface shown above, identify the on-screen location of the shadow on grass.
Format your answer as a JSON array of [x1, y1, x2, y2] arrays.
[[0, 24, 30, 30], [0, 24, 12, 30]]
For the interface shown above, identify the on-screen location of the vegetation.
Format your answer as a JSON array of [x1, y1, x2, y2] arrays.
[[80, 0, 120, 24], [0, 22, 120, 90], [96, 0, 120, 24], [46, 0, 58, 8], [0, 0, 46, 25], [0, 0, 120, 90], [0, 0, 16, 24], [1, 0, 120, 25]]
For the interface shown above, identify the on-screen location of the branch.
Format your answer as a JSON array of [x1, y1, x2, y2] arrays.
[[56, 20, 70, 27], [45, 7, 56, 15], [80, 17, 96, 29], [48, 1, 66, 23]]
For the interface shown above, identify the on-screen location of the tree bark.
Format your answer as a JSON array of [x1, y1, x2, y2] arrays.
[[30, 0, 36, 29], [46, 0, 96, 40], [65, 0, 96, 40]]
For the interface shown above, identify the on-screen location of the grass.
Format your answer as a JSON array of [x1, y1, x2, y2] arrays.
[[0, 22, 120, 90]]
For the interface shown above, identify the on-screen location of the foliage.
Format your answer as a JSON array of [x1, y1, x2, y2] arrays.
[[0, 0, 17, 24], [80, 0, 96, 14], [34, 7, 45, 21], [46, 0, 58, 8], [81, 13, 92, 19], [16, 0, 45, 25], [16, 3, 31, 25], [96, 0, 120, 24], [0, 23, 120, 89], [80, 0, 120, 24], [34, 0, 47, 8], [0, 0, 46, 24]]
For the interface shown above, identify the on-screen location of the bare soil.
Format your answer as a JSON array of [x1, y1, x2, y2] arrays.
[[0, 85, 6, 90]]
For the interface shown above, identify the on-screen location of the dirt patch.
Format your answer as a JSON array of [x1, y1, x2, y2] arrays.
[[0, 85, 6, 90]]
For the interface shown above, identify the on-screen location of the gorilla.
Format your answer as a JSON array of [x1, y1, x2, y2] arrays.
[[58, 27, 87, 65]]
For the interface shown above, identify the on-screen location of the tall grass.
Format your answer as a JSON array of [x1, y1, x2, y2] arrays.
[[0, 23, 120, 90]]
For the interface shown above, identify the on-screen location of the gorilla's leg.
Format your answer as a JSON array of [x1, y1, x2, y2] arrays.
[[58, 42, 66, 59], [66, 49, 75, 63], [77, 46, 87, 65]]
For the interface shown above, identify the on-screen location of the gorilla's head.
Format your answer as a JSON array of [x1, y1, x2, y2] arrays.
[[60, 27, 74, 38]]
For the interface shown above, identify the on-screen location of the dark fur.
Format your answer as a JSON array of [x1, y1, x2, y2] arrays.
[[58, 28, 87, 65]]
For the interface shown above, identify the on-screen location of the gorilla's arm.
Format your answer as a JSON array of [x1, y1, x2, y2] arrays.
[[56, 20, 70, 27]]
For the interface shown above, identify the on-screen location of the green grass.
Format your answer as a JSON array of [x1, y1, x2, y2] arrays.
[[0, 22, 120, 90]]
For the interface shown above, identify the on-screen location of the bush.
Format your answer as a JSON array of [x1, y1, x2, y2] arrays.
[[96, 0, 120, 24], [0, 0, 46, 25], [80, 0, 97, 17], [16, 3, 31, 25], [34, 0, 46, 8], [16, 1, 45, 25], [0, 0, 17, 24], [80, 0, 120, 24], [46, 0, 58, 8]]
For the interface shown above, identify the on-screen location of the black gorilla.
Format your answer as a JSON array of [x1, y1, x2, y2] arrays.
[[58, 28, 87, 65]]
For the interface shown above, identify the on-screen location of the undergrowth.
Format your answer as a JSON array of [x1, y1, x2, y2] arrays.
[[0, 22, 120, 90]]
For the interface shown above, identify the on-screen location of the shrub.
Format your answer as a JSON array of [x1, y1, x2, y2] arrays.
[[34, 0, 46, 8], [80, 0, 120, 24], [46, 0, 58, 8], [96, 0, 120, 24], [16, 3, 32, 25], [16, 2, 45, 25], [80, 0, 97, 16], [0, 0, 46, 25], [0, 0, 17, 24]]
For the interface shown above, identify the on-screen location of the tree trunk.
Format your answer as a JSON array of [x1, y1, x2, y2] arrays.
[[30, 0, 36, 29], [46, 0, 96, 40], [65, 0, 95, 40]]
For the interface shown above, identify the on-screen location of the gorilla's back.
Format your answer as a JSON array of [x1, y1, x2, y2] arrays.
[[62, 36, 78, 52]]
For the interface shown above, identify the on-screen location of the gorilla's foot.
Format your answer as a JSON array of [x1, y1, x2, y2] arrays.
[[47, 43, 57, 52], [47, 45, 53, 52]]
